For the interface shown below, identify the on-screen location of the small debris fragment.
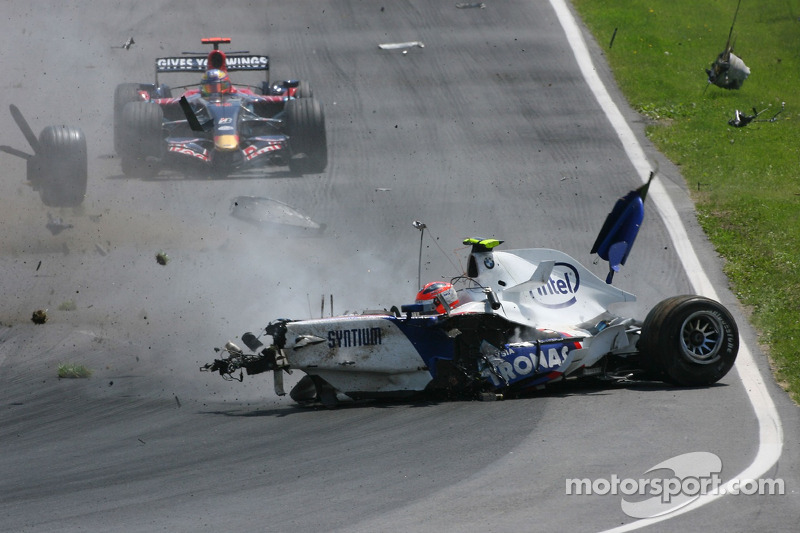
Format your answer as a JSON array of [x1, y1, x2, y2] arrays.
[[111, 36, 135, 50], [155, 251, 169, 265], [479, 392, 504, 401], [728, 102, 784, 127], [609, 27, 618, 48], [378, 41, 425, 50], [57, 363, 92, 379], [31, 309, 48, 325], [36, 260, 41, 271], [230, 196, 324, 232], [175, 395, 181, 408], [456, 2, 485, 8], [46, 213, 73, 235], [375, 188, 391, 192]]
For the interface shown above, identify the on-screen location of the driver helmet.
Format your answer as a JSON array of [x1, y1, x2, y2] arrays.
[[201, 69, 232, 96], [415, 282, 459, 314]]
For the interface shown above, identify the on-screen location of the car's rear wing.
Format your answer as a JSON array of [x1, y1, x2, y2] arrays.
[[154, 54, 270, 84]]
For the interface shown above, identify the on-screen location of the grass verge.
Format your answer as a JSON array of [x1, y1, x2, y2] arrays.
[[572, 0, 800, 403]]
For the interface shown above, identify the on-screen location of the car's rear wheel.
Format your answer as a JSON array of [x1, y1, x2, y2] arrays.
[[119, 101, 163, 178], [638, 295, 739, 386], [114, 83, 144, 154], [29, 125, 88, 207], [285, 97, 327, 175]]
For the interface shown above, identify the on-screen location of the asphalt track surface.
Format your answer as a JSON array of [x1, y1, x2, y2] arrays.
[[0, 1, 797, 531]]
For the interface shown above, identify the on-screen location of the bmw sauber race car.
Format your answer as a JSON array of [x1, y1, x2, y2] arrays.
[[114, 37, 327, 178], [202, 176, 740, 406]]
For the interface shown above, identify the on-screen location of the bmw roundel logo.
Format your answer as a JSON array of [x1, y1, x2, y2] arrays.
[[484, 257, 495, 269]]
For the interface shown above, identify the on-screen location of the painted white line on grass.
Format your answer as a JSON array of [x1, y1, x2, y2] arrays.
[[548, 0, 784, 531]]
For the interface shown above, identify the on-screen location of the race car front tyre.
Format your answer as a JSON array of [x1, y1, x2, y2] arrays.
[[295, 80, 314, 98], [285, 97, 327, 175], [638, 295, 739, 386], [289, 375, 343, 408], [114, 83, 144, 154], [119, 101, 163, 178], [30, 125, 88, 207]]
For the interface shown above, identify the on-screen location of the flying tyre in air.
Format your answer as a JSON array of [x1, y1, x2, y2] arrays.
[[0, 105, 87, 207]]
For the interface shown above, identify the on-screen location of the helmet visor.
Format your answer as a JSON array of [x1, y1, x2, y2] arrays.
[[202, 79, 230, 95]]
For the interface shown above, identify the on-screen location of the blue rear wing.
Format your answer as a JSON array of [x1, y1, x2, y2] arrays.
[[591, 171, 655, 284]]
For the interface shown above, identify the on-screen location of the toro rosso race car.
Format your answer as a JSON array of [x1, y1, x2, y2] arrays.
[[202, 176, 740, 406], [114, 37, 327, 178]]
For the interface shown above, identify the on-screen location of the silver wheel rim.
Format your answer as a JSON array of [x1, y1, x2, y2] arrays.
[[680, 310, 723, 364]]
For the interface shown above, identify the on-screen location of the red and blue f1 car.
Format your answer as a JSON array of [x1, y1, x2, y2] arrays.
[[114, 37, 327, 178], [202, 174, 740, 406]]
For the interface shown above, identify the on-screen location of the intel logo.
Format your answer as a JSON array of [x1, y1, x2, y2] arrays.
[[530, 262, 580, 309]]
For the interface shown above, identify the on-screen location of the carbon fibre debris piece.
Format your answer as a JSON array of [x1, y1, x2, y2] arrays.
[[230, 196, 324, 232]]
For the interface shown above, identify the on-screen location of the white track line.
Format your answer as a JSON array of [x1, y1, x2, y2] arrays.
[[548, 0, 784, 530]]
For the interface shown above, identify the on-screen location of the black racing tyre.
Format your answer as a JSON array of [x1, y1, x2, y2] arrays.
[[32, 125, 88, 207], [119, 101, 163, 178], [638, 295, 739, 386], [285, 97, 327, 175], [295, 80, 314, 98], [289, 375, 342, 407], [114, 83, 143, 154], [289, 375, 319, 403]]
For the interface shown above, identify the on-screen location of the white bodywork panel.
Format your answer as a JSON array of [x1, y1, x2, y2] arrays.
[[459, 248, 635, 330], [280, 248, 638, 394], [284, 316, 432, 393]]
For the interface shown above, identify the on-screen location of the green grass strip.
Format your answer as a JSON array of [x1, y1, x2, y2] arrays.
[[573, 0, 800, 403]]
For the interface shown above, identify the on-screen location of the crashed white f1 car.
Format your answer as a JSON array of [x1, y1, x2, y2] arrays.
[[202, 176, 739, 405]]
